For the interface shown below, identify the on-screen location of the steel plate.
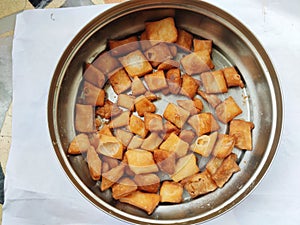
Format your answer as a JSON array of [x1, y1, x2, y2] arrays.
[[48, 0, 283, 224]]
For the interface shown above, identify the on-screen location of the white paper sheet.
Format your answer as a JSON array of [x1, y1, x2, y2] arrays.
[[3, 1, 300, 224]]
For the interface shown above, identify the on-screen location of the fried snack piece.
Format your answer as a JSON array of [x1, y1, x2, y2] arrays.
[[68, 133, 90, 154], [211, 153, 240, 188], [157, 59, 180, 71], [117, 94, 135, 111], [144, 70, 168, 92], [83, 63, 106, 88], [141, 132, 163, 151], [153, 149, 176, 174], [109, 111, 130, 128], [101, 164, 125, 191], [200, 70, 228, 94], [176, 29, 193, 51], [125, 149, 159, 174], [144, 91, 158, 101], [129, 114, 148, 138], [119, 191, 160, 215], [160, 133, 189, 158], [222, 66, 244, 88], [145, 17, 178, 43], [197, 90, 222, 108], [93, 51, 121, 75], [119, 49, 153, 77], [181, 50, 214, 75], [144, 43, 173, 67], [215, 96, 242, 124], [131, 76, 147, 96], [166, 68, 182, 94], [181, 170, 217, 198], [212, 134, 235, 158], [144, 112, 164, 132], [112, 177, 138, 200], [160, 181, 183, 203], [127, 135, 144, 149], [98, 124, 113, 136], [114, 129, 133, 147], [188, 113, 220, 136], [161, 120, 180, 140], [96, 99, 122, 120], [87, 146, 102, 181], [135, 95, 156, 117], [171, 154, 200, 182], [83, 81, 105, 106], [179, 129, 195, 144], [75, 104, 95, 132], [109, 68, 132, 94], [206, 157, 224, 175], [163, 103, 190, 129], [229, 119, 254, 150], [108, 35, 139, 57], [193, 39, 213, 53], [191, 132, 218, 157], [134, 173, 161, 193], [96, 134, 123, 160], [176, 99, 202, 115], [180, 74, 199, 99]]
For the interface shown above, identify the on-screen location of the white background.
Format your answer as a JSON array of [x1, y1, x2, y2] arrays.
[[3, 0, 300, 224]]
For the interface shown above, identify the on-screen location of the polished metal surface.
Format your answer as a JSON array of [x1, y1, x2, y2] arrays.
[[48, 0, 283, 224]]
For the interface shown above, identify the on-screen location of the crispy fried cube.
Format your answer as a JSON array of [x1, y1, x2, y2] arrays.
[[188, 113, 220, 136], [83, 63, 106, 88], [153, 149, 176, 174], [96, 134, 124, 159], [157, 59, 180, 71], [206, 156, 224, 175], [112, 177, 137, 200], [83, 81, 105, 106], [114, 129, 133, 147], [181, 170, 217, 198], [145, 17, 178, 43], [117, 94, 135, 111], [86, 146, 102, 181], [160, 133, 189, 158], [193, 39, 213, 53], [180, 74, 199, 98], [171, 154, 200, 182], [96, 99, 122, 120], [211, 153, 240, 188], [181, 50, 214, 75], [197, 90, 221, 108], [101, 164, 125, 191], [135, 95, 156, 117], [215, 96, 243, 124], [75, 104, 95, 132], [229, 119, 254, 150], [141, 132, 163, 151], [93, 51, 121, 75], [134, 173, 161, 193], [144, 70, 168, 92], [68, 133, 90, 155], [119, 191, 160, 215], [108, 35, 140, 57], [166, 68, 182, 94], [176, 29, 193, 51], [127, 135, 144, 149], [125, 149, 159, 174], [109, 68, 132, 94], [108, 111, 130, 128], [131, 76, 147, 96], [129, 115, 148, 138], [200, 70, 228, 94], [160, 181, 183, 203], [144, 42, 173, 67], [223, 66, 244, 88], [144, 112, 164, 132], [179, 129, 195, 144], [119, 49, 153, 77], [163, 103, 190, 129], [176, 99, 202, 115], [191, 132, 218, 157], [212, 134, 235, 158]]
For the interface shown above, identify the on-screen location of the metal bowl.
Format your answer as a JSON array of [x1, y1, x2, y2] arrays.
[[48, 0, 283, 224]]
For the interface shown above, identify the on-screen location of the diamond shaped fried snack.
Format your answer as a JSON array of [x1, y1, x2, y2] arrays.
[[181, 50, 214, 75], [215, 96, 243, 124], [134, 173, 161, 193], [101, 164, 125, 191], [212, 134, 235, 158], [180, 74, 199, 99], [188, 113, 220, 136], [144, 112, 164, 132], [166, 68, 182, 94], [176, 29, 193, 51], [160, 181, 183, 203], [96, 134, 124, 160], [108, 35, 140, 57], [144, 70, 168, 92], [129, 114, 148, 138], [135, 95, 156, 117], [83, 63, 106, 88], [163, 103, 190, 129], [171, 154, 200, 182], [75, 104, 95, 133], [153, 149, 176, 174], [83, 81, 105, 106], [144, 42, 173, 67], [229, 119, 254, 150], [112, 177, 138, 200], [222, 66, 244, 88], [193, 39, 213, 53], [87, 146, 102, 181], [109, 68, 132, 94], [200, 70, 228, 94], [160, 133, 189, 158], [68, 133, 90, 155], [93, 51, 121, 75]]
